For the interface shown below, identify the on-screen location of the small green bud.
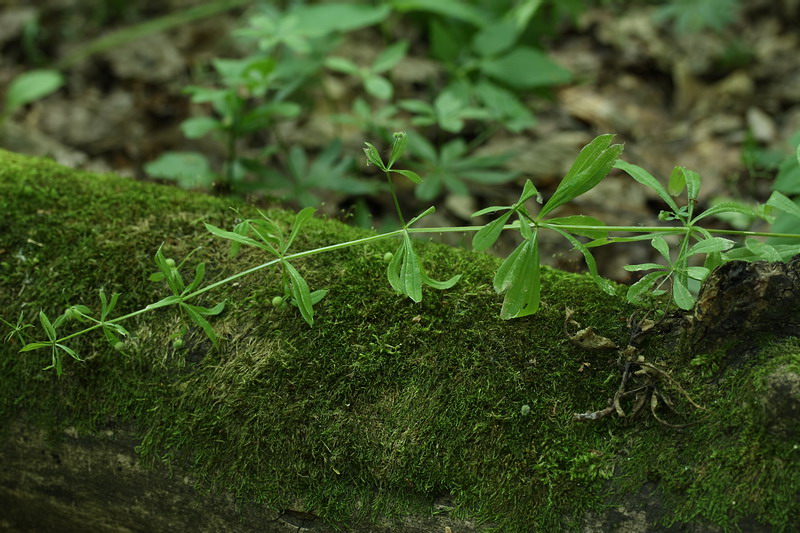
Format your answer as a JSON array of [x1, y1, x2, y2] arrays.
[[383, 252, 393, 263], [165, 258, 176, 268], [173, 338, 184, 349], [520, 404, 531, 416], [272, 296, 284, 307], [114, 341, 125, 352]]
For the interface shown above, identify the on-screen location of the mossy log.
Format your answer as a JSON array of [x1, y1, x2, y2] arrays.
[[1, 149, 799, 532]]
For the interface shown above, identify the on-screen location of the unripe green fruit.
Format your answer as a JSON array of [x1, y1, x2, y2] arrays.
[[272, 296, 284, 307], [165, 258, 176, 268], [63, 308, 77, 321], [383, 252, 393, 262], [173, 338, 184, 349], [520, 404, 531, 416], [114, 341, 125, 352]]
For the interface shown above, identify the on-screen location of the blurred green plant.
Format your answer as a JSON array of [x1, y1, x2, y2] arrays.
[[146, 0, 579, 206], [767, 131, 800, 244], [1, 69, 64, 125]]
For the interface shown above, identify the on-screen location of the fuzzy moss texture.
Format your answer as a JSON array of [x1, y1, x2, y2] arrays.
[[0, 149, 798, 531]]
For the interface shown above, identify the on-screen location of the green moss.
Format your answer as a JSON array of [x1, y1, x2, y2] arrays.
[[1, 149, 798, 531]]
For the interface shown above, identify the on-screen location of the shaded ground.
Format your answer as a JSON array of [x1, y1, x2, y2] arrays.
[[1, 0, 799, 279]]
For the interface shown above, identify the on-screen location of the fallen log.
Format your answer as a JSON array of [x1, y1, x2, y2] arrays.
[[1, 149, 798, 531]]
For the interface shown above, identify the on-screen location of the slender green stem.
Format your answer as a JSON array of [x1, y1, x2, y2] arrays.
[[386, 173, 406, 226], [34, 219, 800, 347]]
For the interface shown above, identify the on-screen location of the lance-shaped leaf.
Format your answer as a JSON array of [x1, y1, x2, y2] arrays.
[[387, 131, 408, 169], [672, 276, 694, 311], [767, 191, 800, 220], [183, 262, 207, 295], [39, 311, 56, 341], [615, 160, 681, 214], [386, 239, 406, 296], [205, 222, 271, 253], [392, 169, 423, 184], [400, 233, 423, 303], [539, 135, 623, 218], [626, 271, 667, 304], [285, 207, 316, 252], [494, 235, 541, 319], [692, 201, 772, 224], [363, 142, 386, 171], [181, 302, 223, 346], [549, 226, 616, 295], [285, 262, 315, 326], [686, 237, 734, 257], [473, 211, 513, 251]]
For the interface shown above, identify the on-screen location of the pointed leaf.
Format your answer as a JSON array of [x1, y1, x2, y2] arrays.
[[626, 272, 666, 304], [549, 226, 616, 295], [205, 222, 269, 251], [145, 295, 183, 310], [517, 179, 542, 205], [19, 342, 51, 352], [471, 205, 512, 217], [407, 206, 435, 227], [392, 169, 423, 184], [672, 278, 694, 310], [494, 240, 528, 294], [686, 266, 710, 281], [363, 142, 387, 170], [387, 131, 408, 168], [745, 238, 783, 262], [421, 271, 461, 290], [286, 207, 316, 252], [687, 237, 734, 256], [401, 233, 423, 303], [540, 136, 623, 218], [651, 237, 672, 262], [386, 240, 406, 295], [57, 343, 82, 361], [615, 160, 681, 214], [182, 303, 220, 346], [473, 211, 513, 251], [39, 311, 56, 341], [285, 262, 315, 326], [623, 263, 668, 272], [767, 191, 800, 219], [184, 262, 206, 294]]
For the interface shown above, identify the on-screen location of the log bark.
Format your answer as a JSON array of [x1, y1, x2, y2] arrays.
[[1, 149, 798, 532]]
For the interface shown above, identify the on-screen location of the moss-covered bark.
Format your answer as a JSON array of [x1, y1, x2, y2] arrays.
[[1, 149, 798, 531]]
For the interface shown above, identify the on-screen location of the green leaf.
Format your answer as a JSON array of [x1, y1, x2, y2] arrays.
[[145, 295, 183, 310], [400, 233, 423, 303], [386, 240, 406, 295], [365, 74, 393, 100], [294, 2, 391, 35], [39, 311, 56, 342], [388, 131, 409, 169], [205, 222, 270, 252], [183, 262, 206, 294], [651, 237, 672, 262], [693, 201, 770, 223], [672, 278, 694, 310], [407, 206, 436, 227], [744, 238, 783, 262], [686, 237, 734, 256], [285, 207, 316, 252], [57, 343, 82, 361], [363, 142, 387, 170], [479, 46, 571, 89], [182, 303, 220, 346], [19, 342, 51, 353], [4, 69, 63, 115], [310, 289, 328, 305], [390, 0, 488, 26], [144, 151, 216, 190], [626, 272, 665, 304], [767, 191, 800, 220], [615, 160, 681, 214], [472, 19, 519, 57], [285, 262, 315, 326], [471, 205, 511, 217], [391, 169, 422, 184], [180, 117, 220, 139], [473, 211, 513, 251], [372, 41, 408, 73], [421, 271, 461, 290], [686, 266, 710, 281], [324, 56, 361, 75], [517, 179, 542, 205], [495, 236, 541, 319], [539, 135, 623, 218]]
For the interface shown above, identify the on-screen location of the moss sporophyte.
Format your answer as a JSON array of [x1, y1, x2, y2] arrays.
[[4, 132, 800, 376]]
